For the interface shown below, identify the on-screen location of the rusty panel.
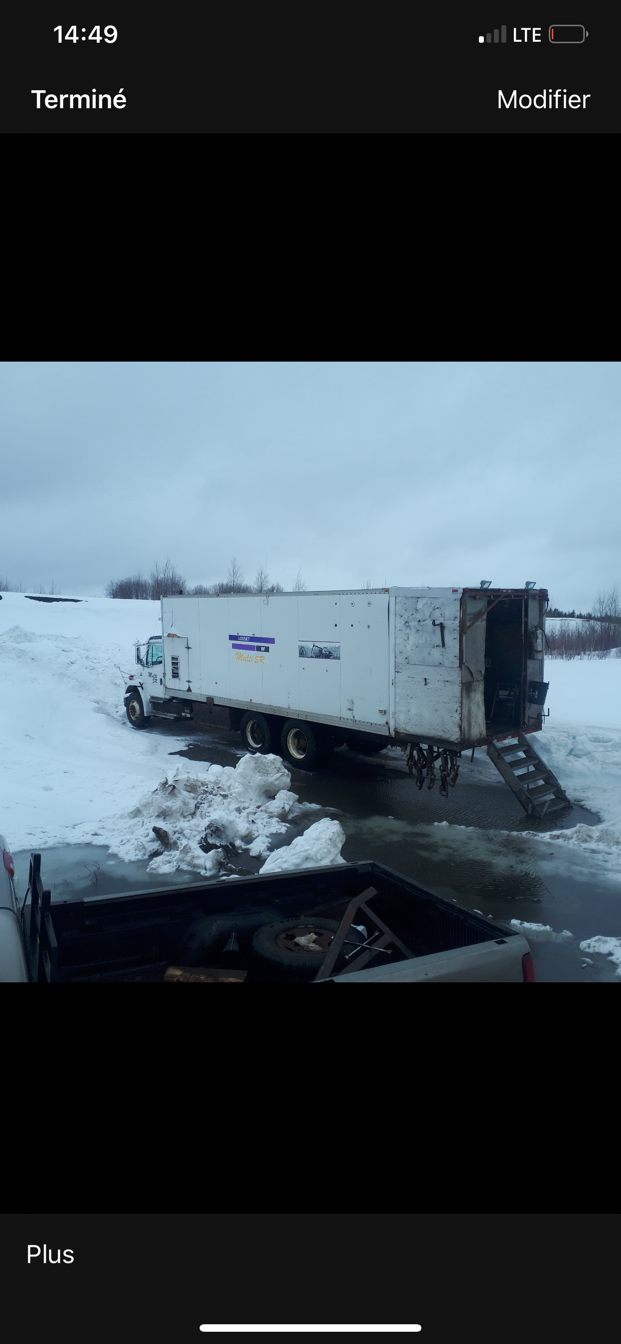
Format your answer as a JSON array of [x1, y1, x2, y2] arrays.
[[394, 594, 461, 741]]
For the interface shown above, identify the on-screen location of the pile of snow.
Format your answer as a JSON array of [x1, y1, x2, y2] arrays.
[[509, 920, 621, 973], [259, 818, 346, 873], [578, 936, 621, 975], [510, 920, 574, 943], [71, 754, 329, 876]]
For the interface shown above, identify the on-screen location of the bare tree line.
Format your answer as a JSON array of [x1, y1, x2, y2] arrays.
[[546, 584, 621, 659], [105, 558, 308, 600], [1, 575, 60, 595]]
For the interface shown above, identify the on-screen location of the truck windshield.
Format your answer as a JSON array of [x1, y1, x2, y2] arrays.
[[146, 643, 163, 666]]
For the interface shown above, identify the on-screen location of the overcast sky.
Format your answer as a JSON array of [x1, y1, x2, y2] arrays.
[[1, 361, 618, 611]]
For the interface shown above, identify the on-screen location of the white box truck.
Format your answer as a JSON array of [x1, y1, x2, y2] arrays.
[[123, 586, 556, 804]]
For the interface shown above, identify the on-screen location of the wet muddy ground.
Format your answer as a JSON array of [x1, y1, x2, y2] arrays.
[[13, 722, 620, 982]]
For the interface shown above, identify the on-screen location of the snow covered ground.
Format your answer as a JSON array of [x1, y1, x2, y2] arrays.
[[1, 592, 620, 973], [0, 593, 341, 873]]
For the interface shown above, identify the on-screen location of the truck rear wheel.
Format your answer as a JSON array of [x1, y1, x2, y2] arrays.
[[239, 711, 279, 755], [280, 720, 332, 770], [126, 693, 150, 729]]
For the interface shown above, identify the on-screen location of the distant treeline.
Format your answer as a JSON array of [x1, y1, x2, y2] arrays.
[[105, 557, 307, 600], [546, 585, 621, 658], [547, 607, 621, 622]]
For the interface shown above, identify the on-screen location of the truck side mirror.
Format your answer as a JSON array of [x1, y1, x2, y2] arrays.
[[135, 646, 143, 665]]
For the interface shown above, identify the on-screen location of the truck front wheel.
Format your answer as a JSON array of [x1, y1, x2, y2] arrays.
[[239, 711, 279, 755], [126, 693, 151, 729], [280, 720, 332, 770]]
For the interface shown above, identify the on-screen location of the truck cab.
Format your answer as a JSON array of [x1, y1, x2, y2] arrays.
[[124, 636, 163, 726]]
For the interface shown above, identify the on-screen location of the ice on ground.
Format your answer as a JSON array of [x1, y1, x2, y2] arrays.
[[259, 818, 347, 874], [522, 821, 621, 850], [578, 936, 621, 974]]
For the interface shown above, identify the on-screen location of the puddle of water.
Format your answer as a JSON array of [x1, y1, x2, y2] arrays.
[[11, 844, 216, 906]]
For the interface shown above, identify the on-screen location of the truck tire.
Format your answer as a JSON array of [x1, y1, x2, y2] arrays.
[[126, 693, 151, 729], [280, 720, 332, 770], [175, 909, 281, 965], [250, 918, 366, 980], [239, 711, 279, 754], [345, 734, 386, 754]]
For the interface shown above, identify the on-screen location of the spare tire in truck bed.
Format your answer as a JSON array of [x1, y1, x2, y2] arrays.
[[250, 917, 365, 980]]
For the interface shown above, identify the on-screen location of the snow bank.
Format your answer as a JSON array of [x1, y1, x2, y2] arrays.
[[68, 754, 332, 876], [0, 594, 344, 876], [528, 726, 621, 831], [461, 655, 621, 832], [510, 920, 574, 943], [259, 818, 347, 873], [578, 936, 621, 975], [92, 755, 298, 873], [543, 650, 621, 729], [0, 594, 190, 850]]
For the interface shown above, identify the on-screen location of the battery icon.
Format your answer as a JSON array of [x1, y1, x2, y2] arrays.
[[549, 25, 587, 41]]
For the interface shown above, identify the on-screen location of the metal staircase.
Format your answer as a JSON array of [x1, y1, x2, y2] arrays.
[[487, 732, 571, 820]]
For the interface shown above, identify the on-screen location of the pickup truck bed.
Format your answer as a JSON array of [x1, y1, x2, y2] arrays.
[[15, 856, 535, 982]]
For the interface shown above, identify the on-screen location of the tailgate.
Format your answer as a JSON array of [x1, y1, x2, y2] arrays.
[[330, 935, 532, 982]]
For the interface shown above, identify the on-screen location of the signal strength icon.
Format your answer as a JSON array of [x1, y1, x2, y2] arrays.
[[479, 26, 507, 41]]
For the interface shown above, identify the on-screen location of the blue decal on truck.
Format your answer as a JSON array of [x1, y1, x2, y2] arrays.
[[229, 634, 275, 644]]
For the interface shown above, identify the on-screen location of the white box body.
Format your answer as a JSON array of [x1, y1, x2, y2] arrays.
[[156, 586, 547, 748]]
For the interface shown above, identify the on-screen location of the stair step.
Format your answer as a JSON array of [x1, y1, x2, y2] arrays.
[[526, 785, 557, 802], [150, 709, 187, 720], [512, 768, 550, 785], [487, 733, 570, 819]]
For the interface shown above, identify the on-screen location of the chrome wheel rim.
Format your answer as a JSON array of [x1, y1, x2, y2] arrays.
[[287, 728, 308, 760], [247, 719, 264, 749]]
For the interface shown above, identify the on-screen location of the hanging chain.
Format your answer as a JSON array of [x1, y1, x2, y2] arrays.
[[406, 744, 460, 794]]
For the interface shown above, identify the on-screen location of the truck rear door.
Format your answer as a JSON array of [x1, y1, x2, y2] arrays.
[[393, 591, 461, 742]]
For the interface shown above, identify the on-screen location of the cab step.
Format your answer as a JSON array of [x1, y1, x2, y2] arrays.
[[487, 732, 572, 819]]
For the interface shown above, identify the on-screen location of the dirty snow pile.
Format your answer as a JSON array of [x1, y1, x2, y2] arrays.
[[76, 752, 345, 877], [509, 920, 621, 975]]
